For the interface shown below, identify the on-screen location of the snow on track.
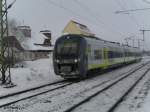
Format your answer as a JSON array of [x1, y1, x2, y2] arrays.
[[0, 80, 73, 108], [0, 57, 63, 98], [0, 61, 147, 112], [115, 67, 150, 112], [71, 63, 150, 112]]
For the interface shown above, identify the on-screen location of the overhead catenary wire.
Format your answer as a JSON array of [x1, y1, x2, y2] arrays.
[[45, 0, 109, 38], [115, 7, 150, 13], [130, 0, 146, 28], [113, 0, 143, 47], [143, 0, 150, 4], [72, 0, 128, 38], [115, 0, 150, 37], [115, 0, 141, 29], [123, 0, 149, 50], [120, 6, 150, 51], [121, 0, 142, 35], [115, 0, 150, 29], [46, 0, 89, 22], [45, 0, 144, 45], [46, 0, 133, 40]]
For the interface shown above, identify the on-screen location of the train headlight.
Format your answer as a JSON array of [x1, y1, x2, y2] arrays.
[[74, 59, 78, 63], [56, 59, 60, 63]]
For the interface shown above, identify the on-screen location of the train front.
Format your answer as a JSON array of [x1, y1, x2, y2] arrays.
[[53, 34, 87, 79]]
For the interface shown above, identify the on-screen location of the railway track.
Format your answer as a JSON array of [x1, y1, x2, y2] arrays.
[[0, 80, 75, 108], [107, 67, 150, 112], [64, 61, 150, 112], [0, 61, 147, 111]]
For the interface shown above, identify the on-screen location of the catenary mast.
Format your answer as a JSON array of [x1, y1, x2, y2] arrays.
[[0, 0, 11, 84]]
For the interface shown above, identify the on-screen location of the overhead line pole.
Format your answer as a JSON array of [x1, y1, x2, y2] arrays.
[[0, 0, 16, 85], [124, 36, 135, 47], [139, 29, 150, 51], [139, 29, 150, 41], [136, 39, 143, 48], [0, 0, 9, 84]]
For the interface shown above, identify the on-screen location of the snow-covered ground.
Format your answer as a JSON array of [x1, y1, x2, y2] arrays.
[[0, 56, 150, 112], [0, 53, 63, 96]]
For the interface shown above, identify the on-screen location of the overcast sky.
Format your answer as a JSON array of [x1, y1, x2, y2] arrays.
[[8, 0, 150, 50]]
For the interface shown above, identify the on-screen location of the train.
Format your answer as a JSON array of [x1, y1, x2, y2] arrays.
[[53, 34, 142, 79]]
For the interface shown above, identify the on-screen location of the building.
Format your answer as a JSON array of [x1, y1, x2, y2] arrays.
[[5, 28, 53, 62], [21, 30, 53, 61], [35, 30, 52, 46], [17, 26, 32, 38], [4, 36, 24, 64], [63, 20, 95, 36]]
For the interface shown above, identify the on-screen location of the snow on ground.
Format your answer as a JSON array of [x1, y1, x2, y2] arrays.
[[0, 54, 63, 96], [0, 60, 147, 112], [0, 56, 150, 112], [73, 65, 150, 112], [139, 89, 150, 112], [112, 64, 150, 112]]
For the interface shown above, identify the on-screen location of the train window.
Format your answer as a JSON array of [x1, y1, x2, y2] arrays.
[[87, 44, 91, 53], [108, 51, 123, 58], [125, 52, 128, 57], [108, 51, 113, 58], [94, 50, 102, 59], [114, 52, 118, 58], [117, 52, 123, 58], [87, 44, 93, 60], [57, 40, 79, 56]]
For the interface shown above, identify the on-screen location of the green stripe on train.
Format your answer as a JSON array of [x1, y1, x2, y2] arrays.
[[88, 63, 107, 70], [88, 60, 125, 70]]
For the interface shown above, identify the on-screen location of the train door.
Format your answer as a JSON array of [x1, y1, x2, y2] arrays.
[[103, 47, 109, 68]]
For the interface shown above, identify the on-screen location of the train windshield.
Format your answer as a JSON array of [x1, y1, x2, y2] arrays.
[[56, 39, 79, 56]]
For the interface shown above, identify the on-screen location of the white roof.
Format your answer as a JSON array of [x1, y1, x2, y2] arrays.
[[21, 32, 53, 51]]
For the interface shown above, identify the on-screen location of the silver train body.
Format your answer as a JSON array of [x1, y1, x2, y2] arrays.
[[53, 34, 142, 79]]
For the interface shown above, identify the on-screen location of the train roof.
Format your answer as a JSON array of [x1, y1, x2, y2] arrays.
[[62, 34, 103, 41], [80, 34, 123, 48], [60, 34, 141, 50]]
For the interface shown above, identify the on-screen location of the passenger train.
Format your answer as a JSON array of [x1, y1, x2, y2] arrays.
[[53, 34, 142, 79]]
